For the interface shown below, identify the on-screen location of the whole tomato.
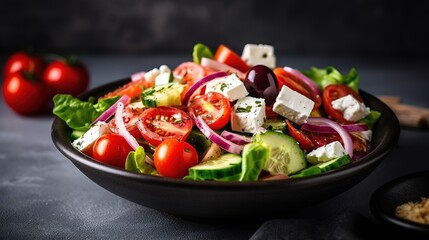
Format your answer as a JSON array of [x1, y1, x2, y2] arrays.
[[92, 133, 133, 168], [3, 51, 45, 78], [2, 71, 48, 115], [153, 139, 199, 178], [43, 56, 89, 97]]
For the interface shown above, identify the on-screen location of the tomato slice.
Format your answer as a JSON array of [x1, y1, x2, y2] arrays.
[[108, 104, 144, 139], [214, 45, 250, 73], [265, 105, 278, 119], [188, 92, 231, 130], [285, 120, 314, 152], [173, 62, 206, 99], [137, 107, 193, 146], [323, 84, 363, 123], [173, 62, 205, 86], [101, 79, 146, 100], [273, 68, 322, 110]]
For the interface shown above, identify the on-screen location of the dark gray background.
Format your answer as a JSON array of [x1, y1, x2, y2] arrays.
[[1, 1, 429, 239], [1, 0, 428, 58]]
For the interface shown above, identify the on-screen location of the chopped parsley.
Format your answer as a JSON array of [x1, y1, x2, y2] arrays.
[[220, 82, 228, 92], [236, 105, 252, 113]]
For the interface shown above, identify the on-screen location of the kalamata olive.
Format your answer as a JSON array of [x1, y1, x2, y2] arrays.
[[244, 65, 279, 105]]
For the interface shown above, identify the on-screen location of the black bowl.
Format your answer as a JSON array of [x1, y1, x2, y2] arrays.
[[370, 171, 429, 234], [52, 78, 400, 219]]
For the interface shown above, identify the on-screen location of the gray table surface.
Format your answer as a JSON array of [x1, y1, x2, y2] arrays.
[[1, 55, 428, 239]]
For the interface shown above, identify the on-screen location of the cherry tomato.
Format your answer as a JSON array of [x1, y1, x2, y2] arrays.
[[3, 51, 45, 78], [153, 139, 198, 178], [2, 71, 48, 115], [323, 84, 363, 123], [101, 79, 146, 100], [273, 68, 322, 110], [188, 92, 231, 130], [214, 45, 250, 73], [43, 58, 89, 97], [137, 107, 193, 146], [92, 133, 133, 168], [108, 104, 144, 138], [285, 120, 314, 152]]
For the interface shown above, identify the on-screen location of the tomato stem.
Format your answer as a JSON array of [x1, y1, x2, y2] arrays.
[[21, 70, 39, 83]]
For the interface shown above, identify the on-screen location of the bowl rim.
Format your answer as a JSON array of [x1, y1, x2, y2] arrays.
[[51, 77, 401, 190]]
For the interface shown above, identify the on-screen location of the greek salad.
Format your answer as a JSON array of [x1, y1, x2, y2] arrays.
[[53, 43, 380, 181]]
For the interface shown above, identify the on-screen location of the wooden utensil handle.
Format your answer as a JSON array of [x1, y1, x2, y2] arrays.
[[378, 95, 429, 128]]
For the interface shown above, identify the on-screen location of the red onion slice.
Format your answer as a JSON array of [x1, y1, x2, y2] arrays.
[[220, 130, 252, 145], [283, 66, 322, 96], [115, 102, 140, 150], [145, 155, 154, 166], [200, 57, 245, 79], [91, 94, 131, 125], [191, 113, 243, 154], [302, 122, 369, 133], [182, 71, 228, 106], [306, 117, 354, 159]]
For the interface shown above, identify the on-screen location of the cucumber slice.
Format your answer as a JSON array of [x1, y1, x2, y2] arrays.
[[253, 130, 306, 175], [186, 153, 242, 180], [141, 82, 184, 107], [262, 119, 286, 133], [316, 154, 352, 171], [290, 155, 352, 178], [289, 167, 321, 178], [214, 173, 241, 181]]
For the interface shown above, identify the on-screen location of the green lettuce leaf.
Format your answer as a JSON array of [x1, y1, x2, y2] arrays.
[[52, 94, 119, 132], [359, 110, 381, 130], [192, 43, 213, 64], [239, 142, 270, 181], [302, 66, 360, 92], [125, 146, 158, 175]]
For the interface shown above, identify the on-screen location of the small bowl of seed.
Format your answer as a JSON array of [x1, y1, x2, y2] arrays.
[[370, 170, 429, 235]]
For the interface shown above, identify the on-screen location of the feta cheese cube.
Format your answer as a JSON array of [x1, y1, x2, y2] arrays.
[[272, 86, 315, 125], [231, 96, 266, 133], [72, 122, 110, 155], [144, 68, 160, 83], [306, 141, 346, 165], [144, 65, 173, 86], [155, 72, 173, 86], [331, 94, 370, 122], [159, 65, 170, 73], [205, 74, 248, 101], [241, 44, 276, 69]]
